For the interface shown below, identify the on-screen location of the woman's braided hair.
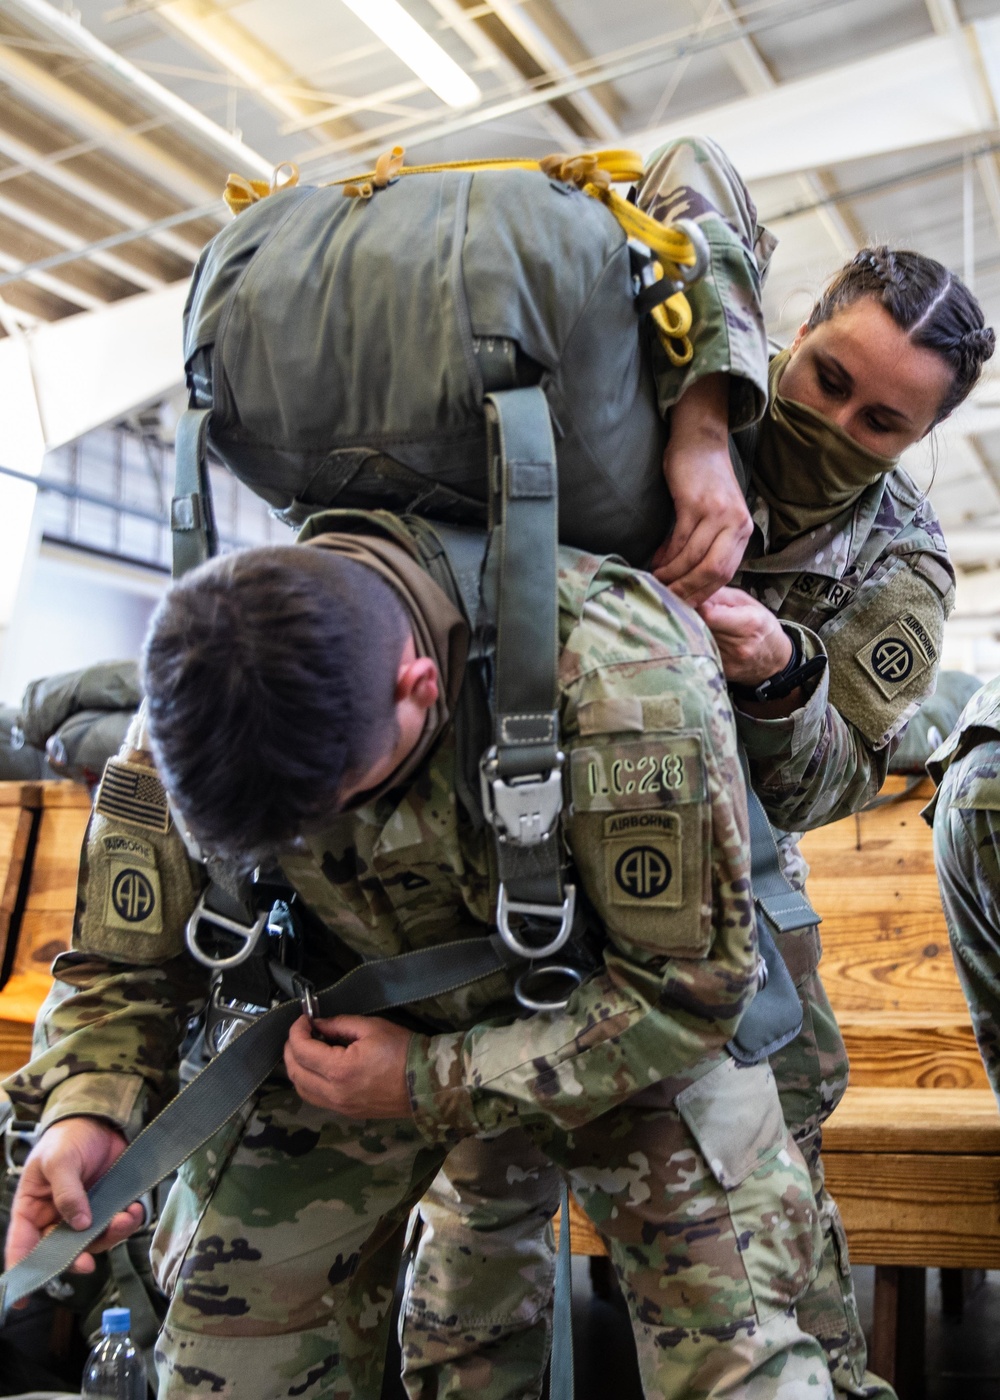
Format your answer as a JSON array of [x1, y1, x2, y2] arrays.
[[807, 246, 996, 423]]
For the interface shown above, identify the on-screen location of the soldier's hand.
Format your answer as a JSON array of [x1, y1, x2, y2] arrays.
[[698, 586, 793, 685], [283, 1014, 413, 1119], [652, 372, 751, 607], [4, 1116, 144, 1285]]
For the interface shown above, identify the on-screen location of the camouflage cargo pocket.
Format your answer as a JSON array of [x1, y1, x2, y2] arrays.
[[150, 1106, 251, 1298], [567, 729, 712, 956], [677, 1058, 821, 1322]]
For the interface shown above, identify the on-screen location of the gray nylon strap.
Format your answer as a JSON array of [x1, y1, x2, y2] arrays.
[[0, 935, 508, 1322], [486, 388, 560, 780], [171, 407, 217, 580], [739, 749, 820, 936], [549, 1185, 575, 1400], [483, 389, 565, 909]]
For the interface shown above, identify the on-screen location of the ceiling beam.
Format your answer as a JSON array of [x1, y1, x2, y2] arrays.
[[925, 0, 1000, 257], [482, 0, 621, 141], [635, 22, 1000, 183], [0, 245, 101, 311], [0, 40, 228, 207], [711, 0, 858, 259], [4, 0, 272, 177], [148, 0, 363, 150], [0, 127, 203, 265], [0, 190, 160, 291]]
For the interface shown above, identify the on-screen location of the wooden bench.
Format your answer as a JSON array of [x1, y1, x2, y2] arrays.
[[803, 774, 1000, 1397], [0, 781, 92, 1078]]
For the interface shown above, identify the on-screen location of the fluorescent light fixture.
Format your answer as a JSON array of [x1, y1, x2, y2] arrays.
[[340, 0, 481, 108]]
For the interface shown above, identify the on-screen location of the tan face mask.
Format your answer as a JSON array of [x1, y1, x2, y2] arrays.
[[754, 348, 898, 550]]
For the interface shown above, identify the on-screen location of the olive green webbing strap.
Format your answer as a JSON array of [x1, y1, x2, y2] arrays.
[[171, 407, 217, 580], [484, 388, 564, 908], [0, 935, 510, 1322], [549, 1185, 575, 1400]]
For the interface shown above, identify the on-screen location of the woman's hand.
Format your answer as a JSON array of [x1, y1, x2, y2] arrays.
[[652, 373, 752, 607], [697, 586, 793, 685], [283, 1015, 413, 1119]]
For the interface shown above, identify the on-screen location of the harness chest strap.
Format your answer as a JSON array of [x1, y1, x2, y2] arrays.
[[0, 934, 514, 1322]]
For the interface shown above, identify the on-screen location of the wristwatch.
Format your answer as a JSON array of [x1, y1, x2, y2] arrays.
[[728, 628, 828, 705]]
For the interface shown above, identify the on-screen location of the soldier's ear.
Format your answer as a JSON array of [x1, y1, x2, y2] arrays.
[[395, 656, 439, 713], [789, 321, 811, 354]]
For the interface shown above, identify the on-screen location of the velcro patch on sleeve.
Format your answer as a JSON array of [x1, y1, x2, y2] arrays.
[[823, 560, 946, 748], [95, 758, 170, 833], [568, 734, 710, 957]]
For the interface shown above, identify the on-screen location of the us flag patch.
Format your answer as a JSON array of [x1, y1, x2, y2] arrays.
[[96, 759, 170, 833]]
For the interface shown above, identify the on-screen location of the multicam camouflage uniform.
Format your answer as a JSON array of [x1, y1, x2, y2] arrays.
[[402, 137, 953, 1400], [927, 677, 1000, 1100], [5, 540, 831, 1398]]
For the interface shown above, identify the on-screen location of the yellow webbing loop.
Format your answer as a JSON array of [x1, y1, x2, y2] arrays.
[[223, 148, 700, 365], [224, 161, 300, 216]]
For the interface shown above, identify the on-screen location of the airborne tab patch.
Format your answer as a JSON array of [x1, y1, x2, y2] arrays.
[[604, 811, 682, 909], [96, 758, 171, 833], [856, 611, 937, 700], [101, 833, 162, 935]]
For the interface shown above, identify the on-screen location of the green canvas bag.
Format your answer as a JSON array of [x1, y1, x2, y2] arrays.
[[178, 149, 707, 567]]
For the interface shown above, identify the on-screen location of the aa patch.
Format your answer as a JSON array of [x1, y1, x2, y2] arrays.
[[604, 811, 682, 908], [96, 758, 170, 833], [101, 834, 162, 935], [856, 611, 937, 701]]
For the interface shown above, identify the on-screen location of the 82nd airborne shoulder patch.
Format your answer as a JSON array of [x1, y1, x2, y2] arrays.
[[855, 611, 938, 701]]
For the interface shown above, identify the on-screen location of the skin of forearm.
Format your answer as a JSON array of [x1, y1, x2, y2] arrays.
[[666, 372, 730, 464]]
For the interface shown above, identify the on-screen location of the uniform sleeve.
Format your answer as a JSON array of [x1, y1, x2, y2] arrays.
[[1, 743, 208, 1136], [737, 548, 954, 831], [407, 570, 759, 1144], [932, 749, 1000, 1106], [636, 135, 775, 430]]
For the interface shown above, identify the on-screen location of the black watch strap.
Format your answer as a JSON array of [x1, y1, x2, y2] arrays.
[[730, 628, 827, 704]]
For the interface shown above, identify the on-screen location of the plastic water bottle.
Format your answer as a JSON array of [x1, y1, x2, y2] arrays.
[[81, 1306, 148, 1399]]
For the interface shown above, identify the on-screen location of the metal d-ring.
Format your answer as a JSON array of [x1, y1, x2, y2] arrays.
[[514, 963, 584, 1013]]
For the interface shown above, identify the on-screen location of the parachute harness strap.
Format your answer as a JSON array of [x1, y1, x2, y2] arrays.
[[221, 146, 707, 365]]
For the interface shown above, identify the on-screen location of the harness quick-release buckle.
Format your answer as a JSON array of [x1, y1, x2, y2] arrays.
[[3, 1118, 39, 1174], [204, 981, 269, 1057], [185, 891, 268, 969], [479, 749, 564, 847]]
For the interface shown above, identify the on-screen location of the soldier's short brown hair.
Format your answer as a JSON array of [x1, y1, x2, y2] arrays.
[[142, 545, 407, 862]]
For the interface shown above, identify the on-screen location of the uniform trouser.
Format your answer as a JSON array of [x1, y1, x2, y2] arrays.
[[401, 930, 897, 1400], [149, 1058, 826, 1400], [932, 768, 1000, 1103]]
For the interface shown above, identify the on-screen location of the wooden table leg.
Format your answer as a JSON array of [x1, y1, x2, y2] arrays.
[[871, 1265, 926, 1400]]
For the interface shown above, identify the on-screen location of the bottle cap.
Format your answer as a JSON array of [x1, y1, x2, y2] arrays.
[[102, 1307, 131, 1334]]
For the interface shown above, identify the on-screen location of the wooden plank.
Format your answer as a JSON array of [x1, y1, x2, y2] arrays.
[[840, 1018, 989, 1090], [558, 1196, 608, 1257], [817, 915, 967, 1017], [23, 800, 91, 915], [0, 782, 91, 1077], [0, 1019, 33, 1077], [0, 782, 42, 809], [809, 873, 946, 918], [825, 1088, 1000, 1154], [824, 1151, 1000, 1267]]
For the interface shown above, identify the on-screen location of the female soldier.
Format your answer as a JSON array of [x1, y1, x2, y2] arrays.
[[400, 140, 995, 1400]]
